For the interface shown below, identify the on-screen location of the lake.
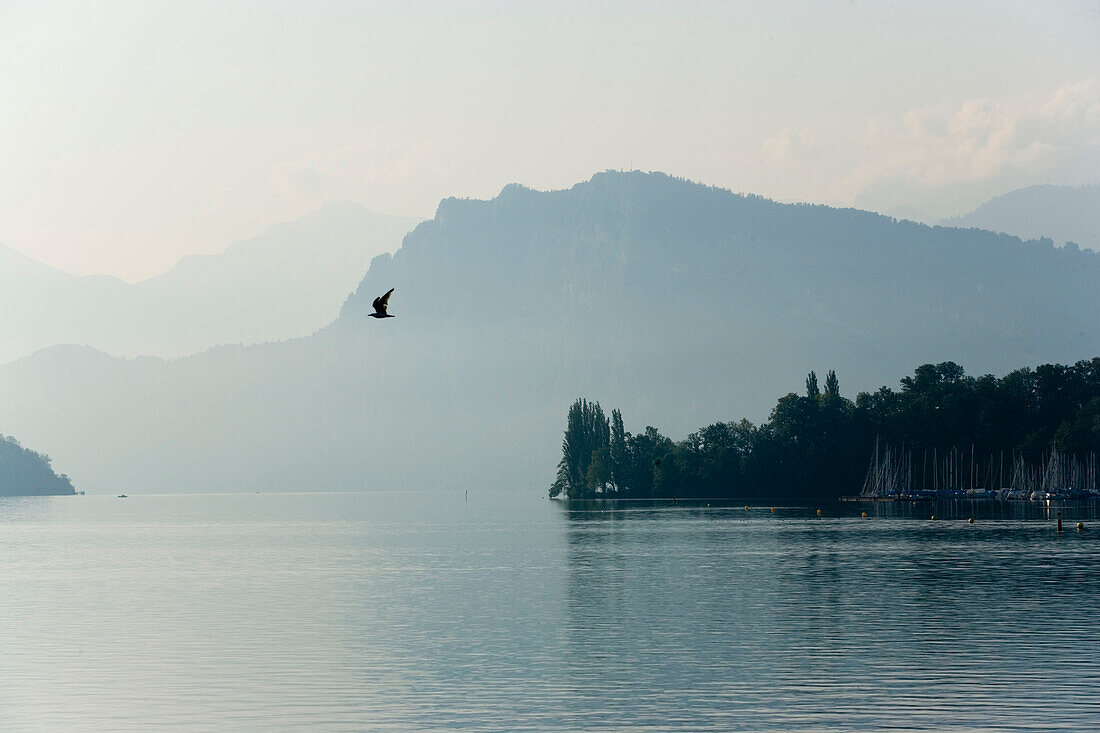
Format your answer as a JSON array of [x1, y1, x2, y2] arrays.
[[2, 492, 1099, 731]]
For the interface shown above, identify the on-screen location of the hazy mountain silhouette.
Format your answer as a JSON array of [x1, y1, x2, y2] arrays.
[[0, 202, 420, 363], [941, 184, 1100, 252], [1, 172, 1096, 494]]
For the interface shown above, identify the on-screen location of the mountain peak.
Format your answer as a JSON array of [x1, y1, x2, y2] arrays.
[[942, 183, 1100, 251], [3, 170, 1098, 495]]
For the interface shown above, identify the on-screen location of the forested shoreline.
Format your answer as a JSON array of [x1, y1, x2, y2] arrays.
[[550, 359, 1100, 501], [0, 435, 77, 496]]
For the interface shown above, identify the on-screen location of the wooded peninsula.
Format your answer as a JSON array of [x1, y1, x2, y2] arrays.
[[550, 359, 1100, 501], [0, 435, 77, 497]]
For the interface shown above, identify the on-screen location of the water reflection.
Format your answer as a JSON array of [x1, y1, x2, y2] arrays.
[[3, 492, 1099, 731], [559, 498, 1100, 730], [559, 496, 1100, 520], [0, 494, 59, 522]]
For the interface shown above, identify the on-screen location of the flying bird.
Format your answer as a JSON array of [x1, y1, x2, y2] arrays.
[[368, 288, 395, 318]]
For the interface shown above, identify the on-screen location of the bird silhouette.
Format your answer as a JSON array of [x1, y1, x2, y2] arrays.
[[368, 288, 395, 318]]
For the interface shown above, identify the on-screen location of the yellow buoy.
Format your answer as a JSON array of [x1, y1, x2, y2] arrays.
[[1077, 522, 1084, 531], [930, 515, 936, 520], [770, 507, 775, 512], [745, 505, 749, 510], [968, 518, 974, 524], [861, 511, 867, 518], [816, 509, 822, 516]]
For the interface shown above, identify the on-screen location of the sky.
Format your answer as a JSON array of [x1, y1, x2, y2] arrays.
[[2, 0, 1098, 281]]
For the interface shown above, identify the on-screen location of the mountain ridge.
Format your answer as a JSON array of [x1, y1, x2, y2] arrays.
[[2, 171, 1096, 494], [0, 202, 421, 364], [940, 183, 1100, 251]]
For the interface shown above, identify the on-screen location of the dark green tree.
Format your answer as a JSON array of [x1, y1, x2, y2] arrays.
[[551, 358, 1100, 501], [609, 409, 628, 492], [549, 399, 610, 499], [805, 371, 820, 399]]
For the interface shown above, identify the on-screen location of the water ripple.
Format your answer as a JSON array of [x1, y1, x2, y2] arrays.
[[1, 494, 1099, 731]]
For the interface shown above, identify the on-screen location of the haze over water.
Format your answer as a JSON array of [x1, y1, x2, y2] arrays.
[[2, 492, 1099, 731]]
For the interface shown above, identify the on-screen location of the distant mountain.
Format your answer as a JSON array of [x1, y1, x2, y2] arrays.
[[941, 184, 1100, 251], [0, 202, 420, 363], [0, 172, 1096, 494]]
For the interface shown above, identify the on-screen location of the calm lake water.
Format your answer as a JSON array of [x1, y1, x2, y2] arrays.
[[2, 491, 1099, 732]]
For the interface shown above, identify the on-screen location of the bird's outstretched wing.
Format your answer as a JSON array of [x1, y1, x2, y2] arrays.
[[372, 288, 394, 315]]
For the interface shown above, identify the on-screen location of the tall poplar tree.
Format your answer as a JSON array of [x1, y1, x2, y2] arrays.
[[550, 399, 610, 498], [806, 371, 820, 399]]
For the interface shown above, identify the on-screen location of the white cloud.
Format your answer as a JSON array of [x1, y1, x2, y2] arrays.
[[702, 127, 835, 206], [850, 80, 1100, 192], [760, 127, 820, 164], [271, 134, 445, 206], [705, 82, 1100, 219]]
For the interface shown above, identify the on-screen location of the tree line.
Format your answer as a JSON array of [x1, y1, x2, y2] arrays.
[[549, 358, 1100, 500]]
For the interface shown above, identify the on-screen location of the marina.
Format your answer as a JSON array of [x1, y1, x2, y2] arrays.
[[859, 438, 1099, 501]]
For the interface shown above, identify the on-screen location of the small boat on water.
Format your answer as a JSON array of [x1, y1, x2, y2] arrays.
[[117, 494, 128, 498]]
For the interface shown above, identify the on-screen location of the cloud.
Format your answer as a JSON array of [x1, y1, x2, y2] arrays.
[[850, 80, 1100, 192], [760, 127, 820, 164], [272, 134, 445, 205], [703, 127, 833, 205]]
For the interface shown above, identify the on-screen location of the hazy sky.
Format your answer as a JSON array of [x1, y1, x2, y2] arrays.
[[2, 0, 1098, 281]]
